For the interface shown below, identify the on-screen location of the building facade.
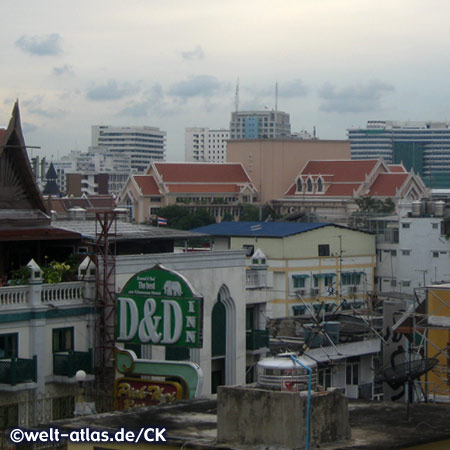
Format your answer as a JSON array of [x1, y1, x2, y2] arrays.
[[226, 139, 351, 203], [192, 222, 376, 319], [185, 128, 230, 162], [276, 159, 428, 224], [230, 110, 291, 140], [91, 125, 166, 172], [119, 162, 258, 223], [348, 120, 450, 188]]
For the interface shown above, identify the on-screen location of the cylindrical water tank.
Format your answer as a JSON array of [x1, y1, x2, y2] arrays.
[[257, 353, 317, 390], [435, 201, 445, 217], [411, 200, 422, 217]]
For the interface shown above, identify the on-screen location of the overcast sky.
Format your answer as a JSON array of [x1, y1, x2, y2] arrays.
[[1, 0, 449, 161]]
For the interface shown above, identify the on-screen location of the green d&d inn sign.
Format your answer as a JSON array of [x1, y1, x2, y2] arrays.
[[116, 265, 203, 348]]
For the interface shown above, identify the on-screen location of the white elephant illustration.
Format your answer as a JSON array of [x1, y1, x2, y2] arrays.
[[163, 280, 182, 296]]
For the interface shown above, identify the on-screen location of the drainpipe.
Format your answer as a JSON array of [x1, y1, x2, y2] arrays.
[[290, 354, 312, 450]]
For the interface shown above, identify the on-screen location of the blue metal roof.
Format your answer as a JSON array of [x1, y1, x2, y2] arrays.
[[191, 221, 336, 237]]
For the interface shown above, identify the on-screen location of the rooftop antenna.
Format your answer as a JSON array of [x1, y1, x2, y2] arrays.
[[275, 82, 278, 123], [235, 78, 239, 113]]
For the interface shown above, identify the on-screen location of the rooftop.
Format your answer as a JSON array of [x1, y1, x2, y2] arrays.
[[52, 397, 450, 449], [191, 221, 355, 238]]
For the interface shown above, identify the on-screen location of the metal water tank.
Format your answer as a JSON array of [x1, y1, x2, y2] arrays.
[[411, 200, 422, 217], [435, 201, 445, 217], [257, 353, 317, 390]]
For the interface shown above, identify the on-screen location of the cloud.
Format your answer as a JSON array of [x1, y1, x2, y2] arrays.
[[119, 84, 177, 117], [318, 80, 394, 113], [53, 64, 74, 76], [22, 122, 38, 134], [181, 46, 205, 61], [15, 33, 62, 56], [168, 75, 227, 99], [86, 80, 141, 101], [22, 95, 67, 118], [249, 80, 308, 98]]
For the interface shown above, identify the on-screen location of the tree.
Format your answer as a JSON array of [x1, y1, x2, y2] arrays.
[[355, 196, 396, 214], [156, 205, 215, 230]]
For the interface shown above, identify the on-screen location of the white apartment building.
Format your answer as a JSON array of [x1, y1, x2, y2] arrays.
[[185, 127, 230, 162], [92, 125, 166, 172], [373, 201, 450, 294], [230, 110, 291, 140]]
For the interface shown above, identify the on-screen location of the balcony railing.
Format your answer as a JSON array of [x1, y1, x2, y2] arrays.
[[246, 329, 270, 351], [0, 356, 37, 385], [0, 286, 28, 307], [41, 282, 85, 304], [53, 349, 93, 378]]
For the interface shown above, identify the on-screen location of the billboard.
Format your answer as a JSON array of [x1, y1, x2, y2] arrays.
[[117, 265, 203, 348]]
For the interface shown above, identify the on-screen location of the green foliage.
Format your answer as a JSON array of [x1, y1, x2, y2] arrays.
[[156, 205, 216, 230], [238, 204, 280, 222], [9, 266, 31, 285], [355, 196, 396, 214], [43, 261, 71, 284]]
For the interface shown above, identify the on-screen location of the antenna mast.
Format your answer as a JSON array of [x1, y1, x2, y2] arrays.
[[235, 78, 239, 113]]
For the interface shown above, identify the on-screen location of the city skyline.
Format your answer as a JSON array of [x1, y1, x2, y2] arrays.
[[1, 0, 449, 161]]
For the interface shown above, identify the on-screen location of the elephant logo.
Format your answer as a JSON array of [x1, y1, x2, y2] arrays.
[[163, 280, 183, 296]]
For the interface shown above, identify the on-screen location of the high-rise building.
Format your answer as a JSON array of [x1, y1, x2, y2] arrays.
[[230, 110, 291, 140], [91, 125, 166, 172], [348, 121, 450, 188], [185, 127, 229, 162]]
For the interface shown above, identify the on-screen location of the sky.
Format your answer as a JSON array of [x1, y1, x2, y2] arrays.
[[1, 0, 450, 161]]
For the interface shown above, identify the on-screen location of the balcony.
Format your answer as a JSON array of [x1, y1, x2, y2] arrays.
[[0, 356, 37, 385], [246, 329, 270, 351], [53, 349, 93, 378]]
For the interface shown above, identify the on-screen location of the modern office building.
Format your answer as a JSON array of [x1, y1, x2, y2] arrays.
[[348, 121, 450, 188], [91, 125, 166, 172], [230, 110, 291, 140], [185, 127, 230, 162]]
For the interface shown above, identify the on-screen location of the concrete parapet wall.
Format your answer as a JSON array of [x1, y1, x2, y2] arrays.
[[217, 385, 351, 448]]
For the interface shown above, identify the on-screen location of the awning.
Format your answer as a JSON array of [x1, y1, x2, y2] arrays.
[[292, 274, 310, 279], [313, 273, 336, 278], [341, 271, 365, 276]]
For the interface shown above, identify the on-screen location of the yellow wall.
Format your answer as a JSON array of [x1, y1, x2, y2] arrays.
[[426, 286, 450, 401], [230, 226, 375, 259]]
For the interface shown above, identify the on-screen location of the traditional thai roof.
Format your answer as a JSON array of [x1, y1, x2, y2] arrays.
[[153, 162, 252, 184], [284, 158, 425, 199]]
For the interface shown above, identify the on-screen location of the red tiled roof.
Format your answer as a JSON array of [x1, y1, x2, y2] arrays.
[[134, 175, 161, 196], [154, 163, 251, 183], [301, 160, 379, 182], [0, 129, 6, 144], [285, 184, 296, 196], [388, 164, 406, 173], [166, 184, 241, 193], [323, 183, 362, 196], [368, 173, 409, 196]]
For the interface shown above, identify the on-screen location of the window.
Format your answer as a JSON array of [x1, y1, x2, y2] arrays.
[[296, 178, 302, 192], [391, 250, 397, 256], [317, 178, 323, 192], [432, 223, 439, 229], [402, 223, 410, 229], [150, 197, 161, 202], [401, 281, 411, 287], [150, 207, 160, 215], [318, 367, 332, 389], [341, 273, 362, 285], [433, 251, 439, 258], [318, 244, 330, 257], [293, 275, 306, 289], [307, 178, 313, 192], [324, 275, 334, 287], [242, 245, 254, 257], [402, 249, 411, 256], [53, 327, 74, 353], [346, 361, 359, 385], [0, 333, 18, 358]]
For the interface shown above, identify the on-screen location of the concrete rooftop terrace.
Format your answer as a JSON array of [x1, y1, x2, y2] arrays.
[[53, 397, 450, 450]]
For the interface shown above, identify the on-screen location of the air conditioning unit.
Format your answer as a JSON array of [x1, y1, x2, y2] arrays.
[[349, 286, 358, 293], [310, 288, 320, 296], [295, 288, 307, 297]]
